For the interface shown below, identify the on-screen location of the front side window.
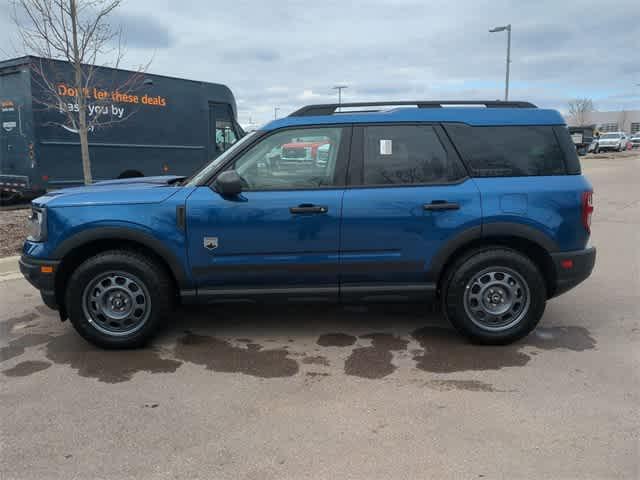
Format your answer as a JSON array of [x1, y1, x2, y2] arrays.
[[445, 124, 566, 177], [363, 125, 462, 185], [232, 127, 343, 190]]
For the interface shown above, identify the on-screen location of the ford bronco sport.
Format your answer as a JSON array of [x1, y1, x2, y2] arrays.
[[20, 101, 596, 349]]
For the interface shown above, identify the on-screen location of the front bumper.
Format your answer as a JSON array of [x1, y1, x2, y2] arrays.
[[550, 247, 596, 297], [19, 255, 60, 310]]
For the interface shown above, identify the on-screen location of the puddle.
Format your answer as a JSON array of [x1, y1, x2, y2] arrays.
[[175, 332, 299, 378], [424, 379, 498, 392], [411, 326, 596, 373], [3, 360, 52, 377], [306, 372, 330, 377], [527, 327, 596, 351], [317, 333, 356, 347], [344, 333, 409, 379], [1, 333, 53, 362], [45, 333, 182, 383], [1, 312, 39, 338], [35, 305, 57, 317], [302, 355, 330, 366]]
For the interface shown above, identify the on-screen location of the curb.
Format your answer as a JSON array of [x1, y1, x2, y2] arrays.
[[0, 255, 20, 275]]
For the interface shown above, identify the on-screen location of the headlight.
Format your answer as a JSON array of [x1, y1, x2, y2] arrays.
[[27, 207, 47, 242]]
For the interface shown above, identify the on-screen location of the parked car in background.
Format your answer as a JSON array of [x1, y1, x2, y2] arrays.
[[278, 137, 330, 168], [629, 133, 640, 149], [20, 100, 596, 349], [568, 126, 594, 156], [596, 132, 628, 152]]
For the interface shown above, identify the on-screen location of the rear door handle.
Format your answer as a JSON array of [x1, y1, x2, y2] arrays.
[[423, 201, 460, 211], [289, 204, 328, 214]]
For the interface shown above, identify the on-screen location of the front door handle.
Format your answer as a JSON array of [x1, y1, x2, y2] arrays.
[[423, 201, 460, 211], [289, 204, 328, 214]]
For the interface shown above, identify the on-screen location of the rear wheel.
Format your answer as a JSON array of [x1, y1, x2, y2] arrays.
[[442, 248, 546, 345], [66, 250, 173, 349]]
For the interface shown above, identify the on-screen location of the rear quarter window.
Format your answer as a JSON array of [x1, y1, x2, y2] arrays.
[[444, 124, 569, 177]]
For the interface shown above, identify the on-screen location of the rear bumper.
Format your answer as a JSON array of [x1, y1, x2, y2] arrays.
[[0, 174, 43, 200], [19, 255, 60, 310], [550, 247, 596, 297]]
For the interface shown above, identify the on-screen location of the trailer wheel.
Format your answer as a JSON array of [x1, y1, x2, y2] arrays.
[[118, 170, 144, 179]]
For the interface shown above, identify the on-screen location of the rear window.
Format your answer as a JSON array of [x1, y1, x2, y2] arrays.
[[444, 124, 567, 177]]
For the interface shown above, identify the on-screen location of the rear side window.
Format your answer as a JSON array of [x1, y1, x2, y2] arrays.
[[363, 125, 464, 185], [444, 124, 567, 177]]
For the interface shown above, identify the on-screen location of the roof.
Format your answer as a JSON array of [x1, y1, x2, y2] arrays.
[[262, 106, 566, 131], [0, 55, 231, 89]]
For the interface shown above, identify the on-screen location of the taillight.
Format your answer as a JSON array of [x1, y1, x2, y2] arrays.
[[582, 191, 594, 233]]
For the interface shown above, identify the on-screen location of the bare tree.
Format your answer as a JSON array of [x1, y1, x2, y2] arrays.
[[11, 0, 150, 184], [567, 98, 594, 127]]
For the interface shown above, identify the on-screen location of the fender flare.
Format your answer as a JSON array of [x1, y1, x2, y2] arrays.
[[427, 222, 558, 282], [52, 226, 190, 288]]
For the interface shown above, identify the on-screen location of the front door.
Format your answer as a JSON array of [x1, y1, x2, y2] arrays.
[[187, 125, 351, 300], [340, 124, 481, 299]]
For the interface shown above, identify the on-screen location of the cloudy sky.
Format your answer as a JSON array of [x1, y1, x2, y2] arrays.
[[1, 0, 639, 126]]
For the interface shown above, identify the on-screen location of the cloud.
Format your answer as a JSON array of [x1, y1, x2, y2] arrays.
[[109, 11, 172, 49], [0, 0, 638, 125], [220, 47, 280, 63]]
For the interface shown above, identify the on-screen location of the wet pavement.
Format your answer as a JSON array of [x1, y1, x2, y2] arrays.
[[1, 156, 639, 479]]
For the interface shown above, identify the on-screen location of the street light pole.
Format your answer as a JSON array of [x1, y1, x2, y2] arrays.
[[274, 107, 280, 119], [333, 85, 348, 111], [490, 24, 512, 101]]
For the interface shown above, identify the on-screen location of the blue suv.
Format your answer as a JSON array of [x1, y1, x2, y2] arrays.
[[20, 101, 596, 348]]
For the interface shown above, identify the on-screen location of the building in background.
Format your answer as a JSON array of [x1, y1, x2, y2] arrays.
[[565, 109, 640, 135]]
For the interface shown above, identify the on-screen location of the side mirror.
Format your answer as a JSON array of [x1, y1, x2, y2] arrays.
[[214, 170, 243, 196]]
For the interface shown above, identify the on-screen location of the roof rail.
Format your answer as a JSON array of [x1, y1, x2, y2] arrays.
[[289, 100, 538, 117]]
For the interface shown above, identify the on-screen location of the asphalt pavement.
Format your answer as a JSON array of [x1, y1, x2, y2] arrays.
[[1, 155, 638, 479]]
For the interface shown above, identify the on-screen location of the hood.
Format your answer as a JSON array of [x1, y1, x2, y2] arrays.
[[33, 175, 185, 208], [92, 175, 185, 186]]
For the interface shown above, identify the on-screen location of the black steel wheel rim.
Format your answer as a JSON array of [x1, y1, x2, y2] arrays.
[[82, 271, 151, 336], [463, 267, 531, 332]]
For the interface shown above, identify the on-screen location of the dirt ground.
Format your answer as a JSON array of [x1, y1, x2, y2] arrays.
[[0, 209, 29, 257]]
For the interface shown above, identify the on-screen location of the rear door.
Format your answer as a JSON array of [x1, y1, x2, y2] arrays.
[[1, 70, 30, 193], [339, 123, 481, 300]]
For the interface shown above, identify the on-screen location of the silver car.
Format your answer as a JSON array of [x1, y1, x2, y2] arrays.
[[597, 132, 628, 152]]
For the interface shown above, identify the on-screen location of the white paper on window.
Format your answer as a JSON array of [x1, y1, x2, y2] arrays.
[[379, 139, 393, 155]]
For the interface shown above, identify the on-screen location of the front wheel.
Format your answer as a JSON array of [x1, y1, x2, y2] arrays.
[[442, 248, 546, 345], [65, 250, 173, 349]]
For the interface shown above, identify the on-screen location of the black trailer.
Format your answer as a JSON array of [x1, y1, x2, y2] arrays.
[[0, 56, 243, 201]]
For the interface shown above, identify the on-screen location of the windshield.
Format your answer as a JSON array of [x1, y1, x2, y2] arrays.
[[601, 133, 621, 139], [185, 131, 259, 186]]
